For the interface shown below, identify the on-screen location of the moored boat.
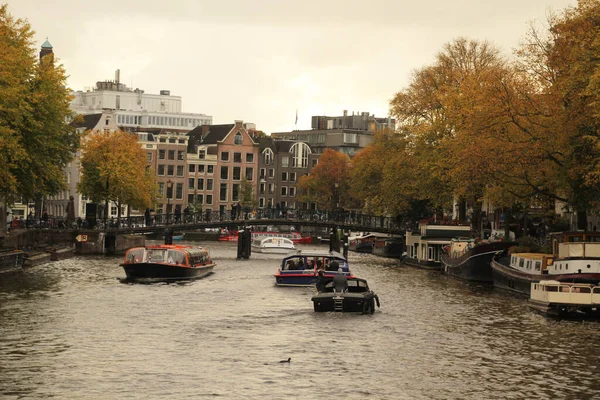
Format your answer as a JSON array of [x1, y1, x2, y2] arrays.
[[440, 238, 516, 283], [348, 233, 378, 253], [274, 250, 353, 287], [491, 231, 600, 296], [251, 236, 295, 254], [372, 237, 405, 259], [528, 280, 600, 319], [311, 276, 380, 313], [219, 230, 312, 244], [404, 223, 471, 270], [120, 244, 215, 283]]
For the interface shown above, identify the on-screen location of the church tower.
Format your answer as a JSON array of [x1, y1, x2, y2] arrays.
[[39, 38, 53, 62]]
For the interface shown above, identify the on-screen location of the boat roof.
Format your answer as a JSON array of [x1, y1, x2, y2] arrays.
[[282, 249, 346, 259], [255, 236, 294, 244]]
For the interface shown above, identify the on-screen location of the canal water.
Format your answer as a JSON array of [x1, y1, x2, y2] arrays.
[[1, 241, 599, 399]]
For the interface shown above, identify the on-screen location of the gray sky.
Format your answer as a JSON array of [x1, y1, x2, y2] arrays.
[[9, 0, 576, 133]]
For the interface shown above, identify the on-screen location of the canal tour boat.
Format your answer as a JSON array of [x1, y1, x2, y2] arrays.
[[311, 276, 380, 314], [219, 230, 312, 244], [251, 236, 296, 254], [528, 280, 600, 319], [491, 231, 600, 296], [120, 244, 215, 283], [440, 238, 516, 283], [274, 250, 353, 287]]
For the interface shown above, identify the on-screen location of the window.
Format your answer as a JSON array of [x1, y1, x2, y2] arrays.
[[281, 172, 288, 181], [207, 179, 213, 190], [245, 167, 253, 181], [233, 152, 242, 163], [290, 172, 296, 182], [158, 165, 165, 176], [177, 165, 184, 176], [220, 183, 227, 201], [268, 168, 275, 178], [177, 151, 185, 160], [188, 178, 195, 189], [176, 183, 183, 199], [234, 132, 243, 145], [268, 183, 275, 194], [291, 142, 310, 168], [259, 198, 265, 208], [281, 186, 288, 196], [196, 194, 204, 204], [206, 194, 213, 205], [197, 178, 204, 190], [343, 133, 358, 144], [263, 148, 274, 164], [158, 182, 165, 196], [246, 153, 254, 163], [260, 168, 266, 180], [189, 165, 196, 173], [167, 165, 174, 176], [169, 138, 176, 144], [259, 183, 265, 194], [221, 152, 230, 161], [312, 159, 318, 167], [289, 187, 296, 197], [207, 165, 214, 174], [159, 150, 165, 159], [168, 150, 175, 160], [198, 165, 205, 173], [220, 166, 229, 180], [232, 184, 240, 201], [146, 152, 153, 162], [233, 167, 241, 180], [188, 194, 195, 204], [282, 157, 289, 167], [199, 150, 206, 159]]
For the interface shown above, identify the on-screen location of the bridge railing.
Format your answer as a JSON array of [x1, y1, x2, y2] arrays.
[[16, 208, 402, 232]]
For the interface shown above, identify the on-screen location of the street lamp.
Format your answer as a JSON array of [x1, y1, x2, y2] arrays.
[[166, 179, 173, 225]]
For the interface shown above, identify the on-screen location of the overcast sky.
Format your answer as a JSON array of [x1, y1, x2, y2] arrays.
[[10, 0, 576, 133]]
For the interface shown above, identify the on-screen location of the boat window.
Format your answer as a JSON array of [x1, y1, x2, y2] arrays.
[[148, 250, 166, 262], [126, 248, 145, 263], [535, 261, 541, 271], [519, 258, 524, 268], [167, 250, 186, 264], [588, 264, 591, 269], [526, 261, 531, 270], [544, 285, 559, 292], [565, 264, 568, 270], [573, 286, 591, 293], [511, 256, 516, 265]]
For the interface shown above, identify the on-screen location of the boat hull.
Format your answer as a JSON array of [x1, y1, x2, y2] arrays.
[[311, 292, 379, 313], [121, 262, 214, 283], [252, 246, 295, 254], [441, 242, 515, 283], [528, 299, 600, 319], [403, 257, 441, 270]]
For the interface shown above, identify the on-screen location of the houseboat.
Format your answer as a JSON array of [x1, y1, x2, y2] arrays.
[[219, 230, 312, 244], [372, 237, 405, 259], [491, 231, 600, 296], [528, 280, 600, 319], [274, 250, 353, 287], [440, 238, 516, 283], [251, 237, 295, 254], [348, 233, 378, 253], [121, 244, 215, 283], [404, 223, 471, 270]]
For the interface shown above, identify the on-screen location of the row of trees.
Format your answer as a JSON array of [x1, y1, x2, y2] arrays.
[[300, 0, 600, 230]]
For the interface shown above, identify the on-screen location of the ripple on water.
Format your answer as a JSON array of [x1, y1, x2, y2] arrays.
[[1, 243, 600, 399]]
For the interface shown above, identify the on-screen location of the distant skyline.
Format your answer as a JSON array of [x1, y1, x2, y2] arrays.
[[9, 0, 577, 133]]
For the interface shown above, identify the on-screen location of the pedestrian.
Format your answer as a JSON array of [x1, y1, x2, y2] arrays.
[[315, 269, 326, 292], [66, 195, 75, 228], [145, 208, 151, 227], [174, 205, 181, 223]]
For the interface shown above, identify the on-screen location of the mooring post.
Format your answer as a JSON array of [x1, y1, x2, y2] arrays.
[[329, 228, 340, 253], [343, 230, 349, 259], [237, 229, 251, 259], [164, 228, 173, 245]]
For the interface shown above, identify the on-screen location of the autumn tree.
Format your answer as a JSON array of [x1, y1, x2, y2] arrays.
[[239, 177, 257, 209], [0, 5, 79, 231], [297, 149, 351, 210], [390, 38, 509, 220], [78, 130, 156, 221]]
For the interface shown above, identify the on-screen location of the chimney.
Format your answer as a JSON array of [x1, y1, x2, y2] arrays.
[[343, 110, 348, 116]]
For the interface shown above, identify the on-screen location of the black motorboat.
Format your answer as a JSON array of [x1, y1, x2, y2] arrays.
[[311, 276, 380, 314]]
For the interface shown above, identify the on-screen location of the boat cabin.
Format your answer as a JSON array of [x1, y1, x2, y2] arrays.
[[509, 253, 555, 274], [280, 250, 349, 273], [547, 232, 600, 275], [531, 280, 600, 305], [123, 245, 212, 267], [405, 223, 471, 266]]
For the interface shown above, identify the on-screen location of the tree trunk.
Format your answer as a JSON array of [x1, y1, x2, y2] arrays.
[[577, 209, 587, 231]]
